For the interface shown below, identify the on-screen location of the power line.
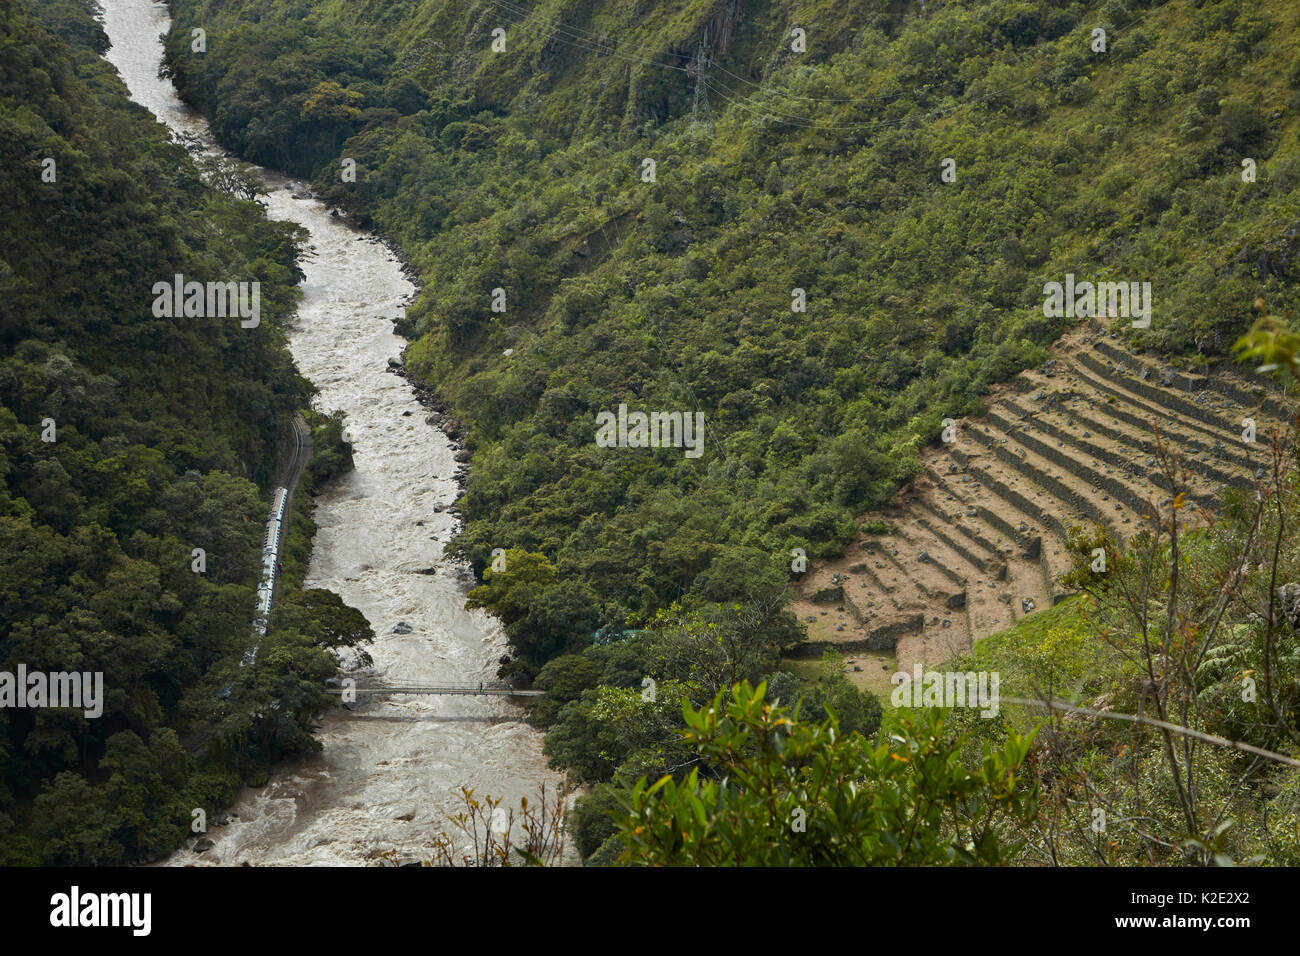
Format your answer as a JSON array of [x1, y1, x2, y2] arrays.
[[464, 0, 1172, 131]]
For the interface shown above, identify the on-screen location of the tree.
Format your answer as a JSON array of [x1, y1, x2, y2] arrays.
[[32, 772, 121, 865], [542, 689, 626, 784], [273, 588, 375, 667], [572, 783, 623, 859], [527, 652, 604, 726], [195, 154, 268, 202], [300, 80, 363, 156], [614, 681, 1039, 866], [788, 651, 883, 737], [301, 81, 364, 124], [466, 550, 601, 675], [646, 600, 799, 697]]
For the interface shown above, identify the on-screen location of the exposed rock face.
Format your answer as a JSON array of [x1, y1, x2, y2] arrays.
[[694, 0, 744, 66]]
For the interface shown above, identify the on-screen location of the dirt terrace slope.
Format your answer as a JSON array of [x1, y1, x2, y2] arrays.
[[793, 318, 1294, 673]]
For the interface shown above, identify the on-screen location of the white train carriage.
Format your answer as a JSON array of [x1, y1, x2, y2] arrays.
[[263, 517, 281, 555], [251, 487, 292, 639]]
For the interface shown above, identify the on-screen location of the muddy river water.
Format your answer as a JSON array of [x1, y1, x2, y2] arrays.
[[100, 0, 559, 866]]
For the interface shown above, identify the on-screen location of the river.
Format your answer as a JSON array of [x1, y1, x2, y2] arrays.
[[99, 0, 560, 866]]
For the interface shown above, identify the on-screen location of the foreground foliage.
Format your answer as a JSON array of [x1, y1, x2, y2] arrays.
[[613, 681, 1038, 866], [961, 410, 1300, 865]]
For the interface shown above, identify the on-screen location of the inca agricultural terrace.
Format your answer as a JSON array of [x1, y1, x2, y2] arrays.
[[796, 318, 1293, 671]]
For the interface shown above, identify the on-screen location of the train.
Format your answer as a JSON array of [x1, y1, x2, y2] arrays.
[[252, 487, 290, 635]]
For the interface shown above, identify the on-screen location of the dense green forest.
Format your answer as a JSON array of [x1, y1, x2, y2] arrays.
[[154, 0, 1300, 864], [164, 0, 1300, 664], [0, 0, 370, 864]]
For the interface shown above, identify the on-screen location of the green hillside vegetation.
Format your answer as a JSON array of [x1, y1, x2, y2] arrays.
[[154, 0, 1300, 864], [0, 0, 371, 864], [165, 0, 1300, 667]]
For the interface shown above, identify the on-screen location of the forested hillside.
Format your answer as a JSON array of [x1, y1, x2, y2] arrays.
[[163, 0, 1300, 672], [0, 0, 370, 864], [150, 0, 1300, 866]]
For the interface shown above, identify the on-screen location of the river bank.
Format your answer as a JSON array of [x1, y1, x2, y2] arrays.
[[100, 0, 560, 867]]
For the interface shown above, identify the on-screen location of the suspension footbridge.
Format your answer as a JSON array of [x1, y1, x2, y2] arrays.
[[326, 682, 545, 698]]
